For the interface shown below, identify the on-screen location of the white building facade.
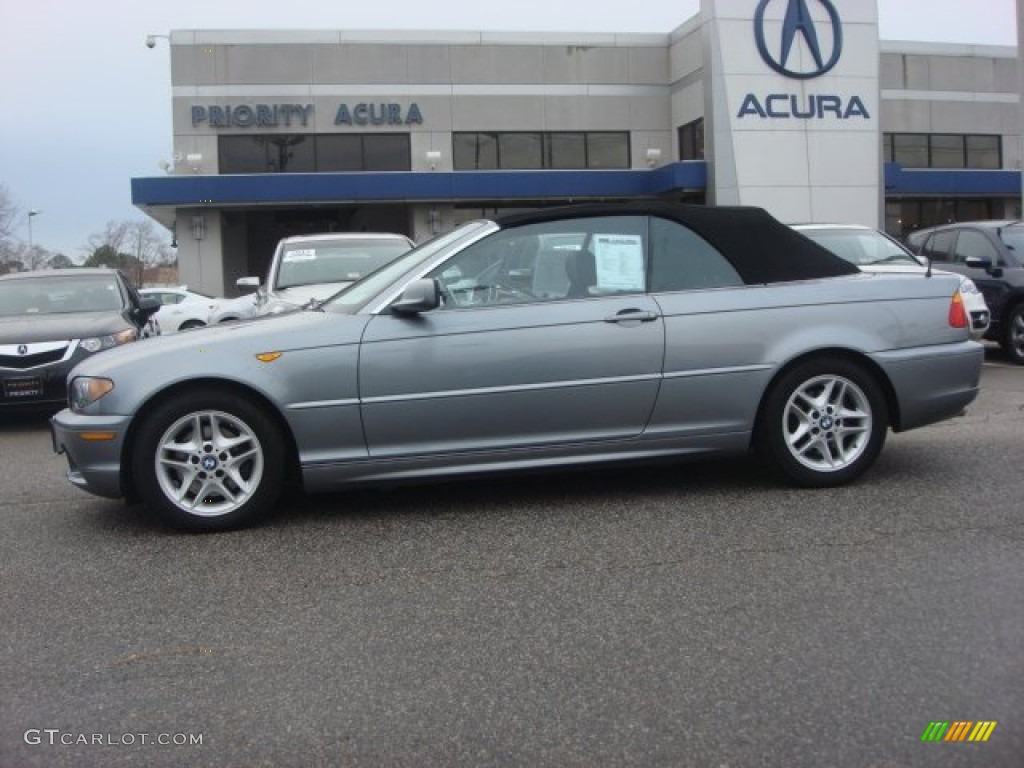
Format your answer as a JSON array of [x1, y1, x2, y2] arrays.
[[134, 0, 1022, 296]]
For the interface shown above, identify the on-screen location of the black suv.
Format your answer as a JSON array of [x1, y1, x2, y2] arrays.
[[906, 221, 1024, 363], [0, 269, 159, 410]]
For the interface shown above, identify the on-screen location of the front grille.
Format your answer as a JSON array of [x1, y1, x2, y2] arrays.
[[0, 347, 69, 369]]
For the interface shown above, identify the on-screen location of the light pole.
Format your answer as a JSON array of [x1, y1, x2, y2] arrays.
[[27, 209, 40, 250]]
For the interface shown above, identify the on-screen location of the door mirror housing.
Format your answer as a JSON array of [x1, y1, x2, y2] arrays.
[[236, 276, 261, 294], [134, 296, 161, 323], [390, 278, 441, 315]]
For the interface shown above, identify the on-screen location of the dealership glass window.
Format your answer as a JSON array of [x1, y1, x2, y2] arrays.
[[453, 133, 499, 170], [220, 135, 314, 173], [884, 133, 1002, 169], [545, 133, 586, 169], [966, 135, 1001, 169], [930, 135, 965, 169], [586, 133, 629, 169], [220, 134, 410, 173], [891, 134, 929, 168], [678, 118, 704, 161], [362, 135, 411, 171], [453, 132, 629, 170], [499, 134, 543, 169], [316, 135, 363, 171]]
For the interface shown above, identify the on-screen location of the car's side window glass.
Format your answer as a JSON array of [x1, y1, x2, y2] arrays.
[[953, 230, 998, 264], [649, 216, 742, 292], [427, 215, 647, 308], [923, 231, 954, 262]]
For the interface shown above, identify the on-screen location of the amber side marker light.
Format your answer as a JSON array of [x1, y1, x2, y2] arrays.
[[948, 292, 968, 329], [256, 352, 282, 363], [79, 432, 117, 442]]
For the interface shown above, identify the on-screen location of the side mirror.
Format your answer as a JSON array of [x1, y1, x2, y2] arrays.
[[132, 296, 161, 326], [390, 278, 441, 316], [964, 256, 1002, 277], [236, 276, 261, 294]]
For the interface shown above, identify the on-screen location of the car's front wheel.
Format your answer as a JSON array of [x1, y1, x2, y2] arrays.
[[179, 320, 207, 331], [757, 357, 889, 487], [132, 389, 284, 531], [1001, 302, 1024, 364]]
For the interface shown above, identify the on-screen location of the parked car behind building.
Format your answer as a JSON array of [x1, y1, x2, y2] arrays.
[[1, 269, 158, 410], [238, 232, 415, 317], [140, 286, 220, 333], [906, 220, 1024, 363], [793, 224, 990, 340]]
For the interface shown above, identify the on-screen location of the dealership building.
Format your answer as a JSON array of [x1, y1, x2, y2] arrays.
[[133, 0, 1024, 297]]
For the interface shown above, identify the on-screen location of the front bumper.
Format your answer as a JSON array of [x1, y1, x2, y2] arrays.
[[50, 409, 131, 499]]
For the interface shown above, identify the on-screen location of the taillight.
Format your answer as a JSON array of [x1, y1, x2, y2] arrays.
[[948, 291, 968, 329]]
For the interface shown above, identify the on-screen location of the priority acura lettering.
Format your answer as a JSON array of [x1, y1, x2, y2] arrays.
[[191, 104, 313, 128]]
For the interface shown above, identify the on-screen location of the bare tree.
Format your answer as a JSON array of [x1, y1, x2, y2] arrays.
[[0, 184, 20, 267], [85, 219, 170, 286]]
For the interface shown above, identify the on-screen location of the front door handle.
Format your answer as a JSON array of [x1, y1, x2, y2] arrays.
[[604, 308, 660, 324]]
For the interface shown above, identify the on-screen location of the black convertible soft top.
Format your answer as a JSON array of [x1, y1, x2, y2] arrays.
[[496, 202, 859, 285]]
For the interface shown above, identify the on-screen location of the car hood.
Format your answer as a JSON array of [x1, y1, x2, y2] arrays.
[[0, 311, 132, 344], [67, 307, 369, 379], [271, 282, 354, 306]]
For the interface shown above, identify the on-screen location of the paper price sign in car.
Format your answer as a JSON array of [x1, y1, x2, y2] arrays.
[[594, 234, 644, 292]]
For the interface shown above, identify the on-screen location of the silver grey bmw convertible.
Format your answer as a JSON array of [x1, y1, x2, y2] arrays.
[[52, 203, 983, 531]]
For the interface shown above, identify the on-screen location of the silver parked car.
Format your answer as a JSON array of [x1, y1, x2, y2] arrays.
[[51, 203, 983, 531]]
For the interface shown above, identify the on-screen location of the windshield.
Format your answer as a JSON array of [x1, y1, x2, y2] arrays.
[[799, 228, 920, 266], [325, 221, 497, 313], [0, 274, 124, 317], [275, 238, 413, 289], [998, 226, 1024, 263]]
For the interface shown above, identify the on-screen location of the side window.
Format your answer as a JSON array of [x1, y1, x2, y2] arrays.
[[922, 231, 954, 262], [427, 216, 647, 308], [649, 217, 742, 292], [952, 230, 998, 264]]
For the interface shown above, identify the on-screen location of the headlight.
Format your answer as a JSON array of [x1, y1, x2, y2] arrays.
[[958, 277, 981, 295], [70, 377, 114, 410], [80, 328, 138, 353]]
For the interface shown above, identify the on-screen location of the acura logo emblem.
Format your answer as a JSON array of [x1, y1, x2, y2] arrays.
[[754, 0, 843, 80], [17, 345, 28, 355]]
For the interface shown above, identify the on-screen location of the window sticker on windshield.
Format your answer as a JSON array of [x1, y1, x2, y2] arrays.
[[593, 234, 644, 291], [283, 249, 316, 262]]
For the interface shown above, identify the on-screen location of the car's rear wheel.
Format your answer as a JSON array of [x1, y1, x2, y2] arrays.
[[757, 357, 888, 487], [1001, 302, 1024, 364], [132, 389, 284, 531], [179, 320, 206, 331]]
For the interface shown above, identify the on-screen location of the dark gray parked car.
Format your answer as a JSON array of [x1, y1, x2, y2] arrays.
[[905, 220, 1024, 363], [0, 269, 158, 411], [52, 203, 982, 531]]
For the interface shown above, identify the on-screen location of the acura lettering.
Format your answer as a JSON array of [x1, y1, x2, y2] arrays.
[[737, 93, 870, 120]]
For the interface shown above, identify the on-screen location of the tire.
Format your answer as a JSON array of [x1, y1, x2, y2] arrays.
[[131, 389, 284, 531], [757, 357, 889, 487], [1001, 302, 1024, 365], [179, 320, 207, 331]]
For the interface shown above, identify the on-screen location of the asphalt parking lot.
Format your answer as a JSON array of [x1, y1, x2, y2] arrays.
[[1, 350, 1022, 768]]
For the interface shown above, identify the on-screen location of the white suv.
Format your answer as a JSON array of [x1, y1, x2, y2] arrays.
[[238, 232, 415, 317]]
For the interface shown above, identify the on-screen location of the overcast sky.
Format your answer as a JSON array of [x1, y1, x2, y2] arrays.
[[0, 0, 1018, 258]]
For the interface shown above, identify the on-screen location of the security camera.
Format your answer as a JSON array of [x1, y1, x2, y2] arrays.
[[145, 35, 157, 48]]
